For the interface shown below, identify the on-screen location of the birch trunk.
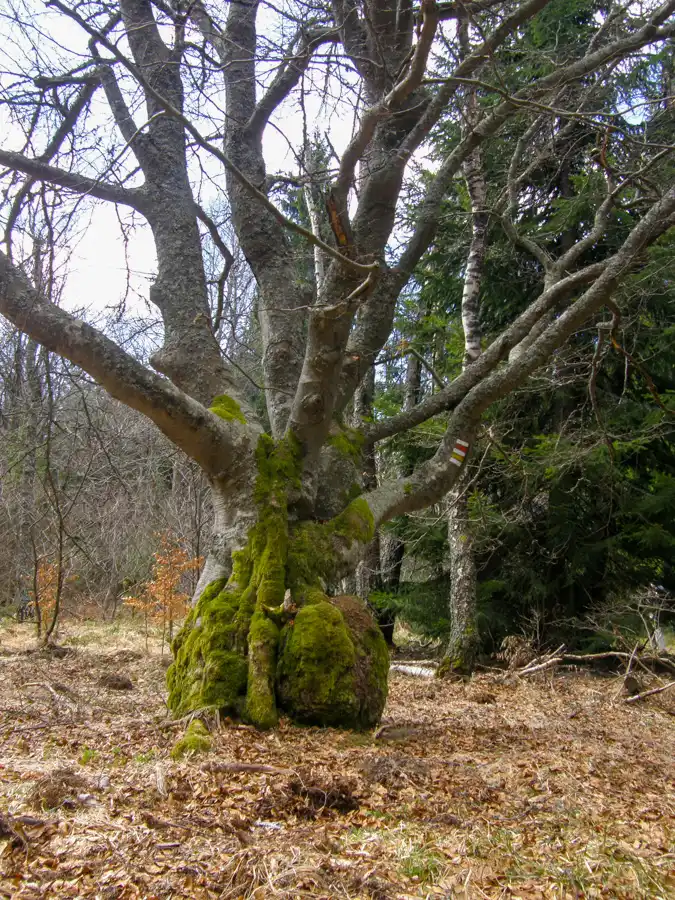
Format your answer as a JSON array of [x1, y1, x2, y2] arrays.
[[443, 90, 488, 675]]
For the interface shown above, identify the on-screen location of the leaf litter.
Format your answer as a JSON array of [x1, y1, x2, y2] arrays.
[[0, 620, 674, 899]]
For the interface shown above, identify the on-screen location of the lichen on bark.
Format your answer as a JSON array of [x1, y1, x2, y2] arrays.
[[166, 433, 387, 730]]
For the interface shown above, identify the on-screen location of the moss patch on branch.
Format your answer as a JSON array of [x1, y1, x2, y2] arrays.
[[326, 426, 365, 464], [209, 394, 247, 424], [287, 497, 375, 597]]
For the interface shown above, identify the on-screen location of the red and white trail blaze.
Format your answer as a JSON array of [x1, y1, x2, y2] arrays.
[[450, 439, 470, 467]]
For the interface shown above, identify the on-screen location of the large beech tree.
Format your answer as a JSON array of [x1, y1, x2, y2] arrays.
[[1, 0, 674, 727]]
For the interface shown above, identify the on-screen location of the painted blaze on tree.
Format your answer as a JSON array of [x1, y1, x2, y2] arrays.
[[167, 430, 389, 729]]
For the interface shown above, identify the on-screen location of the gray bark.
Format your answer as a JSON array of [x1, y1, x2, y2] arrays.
[[353, 366, 381, 600], [445, 487, 480, 671]]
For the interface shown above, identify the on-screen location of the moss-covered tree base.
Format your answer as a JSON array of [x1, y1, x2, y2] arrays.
[[438, 630, 480, 678], [276, 595, 389, 729], [167, 433, 388, 730], [167, 584, 389, 730], [166, 578, 250, 719]]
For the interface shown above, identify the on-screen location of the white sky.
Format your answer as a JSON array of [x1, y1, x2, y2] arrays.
[[0, 0, 363, 316]]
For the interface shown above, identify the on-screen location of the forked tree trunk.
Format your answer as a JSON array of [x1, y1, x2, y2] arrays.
[[167, 436, 389, 729], [2, 0, 672, 732]]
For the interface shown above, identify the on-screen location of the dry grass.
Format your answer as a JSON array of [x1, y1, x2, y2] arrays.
[[1, 619, 674, 899]]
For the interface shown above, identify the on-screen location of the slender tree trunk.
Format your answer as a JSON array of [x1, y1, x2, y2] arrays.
[[353, 367, 381, 601], [444, 480, 480, 673], [443, 63, 488, 674]]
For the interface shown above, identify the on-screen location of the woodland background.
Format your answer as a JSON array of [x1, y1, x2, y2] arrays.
[[0, 0, 674, 661], [2, 140, 674, 655]]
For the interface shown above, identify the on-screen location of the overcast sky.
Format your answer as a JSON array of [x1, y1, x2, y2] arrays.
[[0, 0, 362, 317]]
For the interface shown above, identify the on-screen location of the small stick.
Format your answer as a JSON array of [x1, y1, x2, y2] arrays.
[[624, 680, 675, 704], [154, 762, 168, 798]]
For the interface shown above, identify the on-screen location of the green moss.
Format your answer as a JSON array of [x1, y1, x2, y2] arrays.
[[171, 720, 212, 760], [167, 582, 249, 717], [287, 521, 335, 591], [253, 432, 302, 505], [209, 394, 247, 424], [332, 497, 375, 545], [439, 628, 480, 677], [360, 618, 391, 711], [245, 610, 280, 729], [326, 426, 365, 464], [276, 596, 388, 729], [168, 431, 385, 731], [167, 434, 301, 725], [276, 601, 357, 726], [343, 481, 363, 505], [287, 498, 375, 598]]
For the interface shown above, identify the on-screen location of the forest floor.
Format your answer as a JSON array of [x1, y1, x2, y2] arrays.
[[0, 620, 674, 900]]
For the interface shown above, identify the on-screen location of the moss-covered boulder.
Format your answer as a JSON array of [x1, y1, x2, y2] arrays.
[[276, 595, 389, 729]]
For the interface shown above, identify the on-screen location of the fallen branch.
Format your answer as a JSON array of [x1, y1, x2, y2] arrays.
[[24, 681, 79, 709], [390, 664, 437, 678], [517, 656, 564, 676], [624, 680, 675, 704], [515, 648, 675, 677]]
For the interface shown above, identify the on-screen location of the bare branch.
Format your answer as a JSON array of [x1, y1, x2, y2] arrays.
[[247, 28, 338, 139], [44, 1, 375, 283], [0, 250, 250, 476], [0, 150, 146, 210], [4, 76, 101, 250]]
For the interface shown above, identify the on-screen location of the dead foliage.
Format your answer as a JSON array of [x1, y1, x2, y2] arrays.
[[286, 772, 360, 816], [359, 754, 427, 787], [29, 768, 91, 810], [98, 673, 134, 690], [1, 619, 674, 899]]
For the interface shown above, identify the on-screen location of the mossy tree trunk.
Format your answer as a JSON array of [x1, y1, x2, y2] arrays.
[[167, 434, 390, 729]]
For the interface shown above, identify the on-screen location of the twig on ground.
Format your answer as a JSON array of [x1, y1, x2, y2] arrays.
[[154, 762, 168, 798], [624, 680, 675, 704]]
